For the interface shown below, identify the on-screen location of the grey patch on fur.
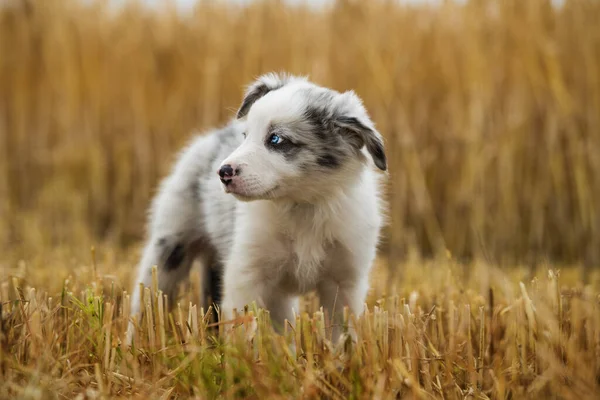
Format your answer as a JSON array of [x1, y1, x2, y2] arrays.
[[266, 139, 303, 160], [302, 93, 336, 140], [299, 102, 356, 171], [189, 180, 200, 199], [296, 87, 387, 171], [265, 126, 304, 160], [317, 154, 340, 168], [165, 243, 185, 270]]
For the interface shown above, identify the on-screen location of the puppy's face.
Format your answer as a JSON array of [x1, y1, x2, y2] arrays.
[[218, 73, 387, 202]]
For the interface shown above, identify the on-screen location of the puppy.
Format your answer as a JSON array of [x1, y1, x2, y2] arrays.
[[126, 73, 387, 345]]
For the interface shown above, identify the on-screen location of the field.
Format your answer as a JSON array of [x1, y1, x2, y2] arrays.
[[1, 0, 600, 398]]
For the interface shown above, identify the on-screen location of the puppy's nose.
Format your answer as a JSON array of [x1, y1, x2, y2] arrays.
[[218, 164, 235, 179]]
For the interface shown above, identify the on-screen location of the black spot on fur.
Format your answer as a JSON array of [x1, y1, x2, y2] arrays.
[[207, 266, 222, 306], [237, 84, 270, 119], [165, 243, 185, 270], [366, 137, 387, 171], [204, 264, 223, 328], [237, 75, 298, 119], [317, 154, 340, 168]]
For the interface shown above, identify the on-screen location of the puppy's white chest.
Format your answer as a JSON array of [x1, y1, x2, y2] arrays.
[[279, 214, 334, 292]]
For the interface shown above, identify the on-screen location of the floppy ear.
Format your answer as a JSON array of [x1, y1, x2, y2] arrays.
[[335, 116, 387, 171], [236, 72, 306, 119], [332, 90, 387, 171]]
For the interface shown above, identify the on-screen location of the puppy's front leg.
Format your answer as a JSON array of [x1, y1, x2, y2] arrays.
[[318, 223, 379, 344], [317, 277, 368, 343], [220, 248, 271, 328], [220, 250, 298, 332]]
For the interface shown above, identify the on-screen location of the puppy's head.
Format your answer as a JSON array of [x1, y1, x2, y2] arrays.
[[218, 72, 387, 202]]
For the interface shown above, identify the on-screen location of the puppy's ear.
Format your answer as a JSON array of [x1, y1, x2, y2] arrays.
[[334, 92, 387, 171], [335, 116, 387, 171], [236, 72, 306, 119]]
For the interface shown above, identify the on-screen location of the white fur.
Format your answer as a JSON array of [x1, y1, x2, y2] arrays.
[[126, 73, 387, 346]]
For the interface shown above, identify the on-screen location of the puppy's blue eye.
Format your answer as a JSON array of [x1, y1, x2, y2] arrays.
[[269, 134, 283, 145]]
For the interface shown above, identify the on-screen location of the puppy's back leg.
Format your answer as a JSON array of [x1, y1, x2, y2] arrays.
[[126, 181, 204, 347], [198, 252, 223, 329]]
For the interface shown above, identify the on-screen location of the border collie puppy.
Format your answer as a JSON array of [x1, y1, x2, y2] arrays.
[[127, 73, 387, 345]]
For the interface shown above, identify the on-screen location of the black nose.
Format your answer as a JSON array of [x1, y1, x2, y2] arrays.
[[219, 164, 234, 179]]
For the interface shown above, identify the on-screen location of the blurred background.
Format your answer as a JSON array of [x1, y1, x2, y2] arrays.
[[1, 0, 599, 278]]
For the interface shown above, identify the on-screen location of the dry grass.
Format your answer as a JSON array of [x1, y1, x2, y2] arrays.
[[1, 252, 600, 399], [2, 0, 600, 398]]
